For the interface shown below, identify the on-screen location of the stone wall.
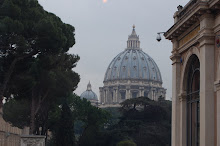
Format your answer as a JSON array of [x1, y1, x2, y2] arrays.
[[0, 110, 23, 146]]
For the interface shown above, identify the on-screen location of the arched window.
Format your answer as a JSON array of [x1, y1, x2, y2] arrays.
[[144, 91, 148, 97], [132, 91, 138, 98], [187, 55, 200, 146], [120, 91, 126, 100]]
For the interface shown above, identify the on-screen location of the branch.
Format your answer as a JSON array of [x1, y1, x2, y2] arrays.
[[0, 50, 39, 104], [34, 89, 50, 115]]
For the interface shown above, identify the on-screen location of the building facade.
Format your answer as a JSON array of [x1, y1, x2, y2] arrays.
[[165, 0, 220, 146], [0, 109, 29, 146], [99, 26, 166, 104]]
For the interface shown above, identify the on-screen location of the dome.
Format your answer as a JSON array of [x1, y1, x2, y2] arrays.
[[99, 26, 166, 105], [104, 27, 162, 83], [80, 82, 98, 101]]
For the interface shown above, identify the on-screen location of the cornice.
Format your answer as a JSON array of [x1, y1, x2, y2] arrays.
[[165, 1, 209, 40], [197, 33, 215, 47], [209, 0, 220, 8]]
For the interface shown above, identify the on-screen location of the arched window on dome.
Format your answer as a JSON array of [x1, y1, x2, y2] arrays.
[[187, 55, 200, 146]]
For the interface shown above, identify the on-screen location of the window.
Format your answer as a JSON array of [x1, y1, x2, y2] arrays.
[[187, 55, 200, 146], [132, 92, 138, 98], [144, 91, 148, 97], [120, 91, 126, 100]]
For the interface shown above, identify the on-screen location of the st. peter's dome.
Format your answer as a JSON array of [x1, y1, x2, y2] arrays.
[[99, 26, 166, 104]]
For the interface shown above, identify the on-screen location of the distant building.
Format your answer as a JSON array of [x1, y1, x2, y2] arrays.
[[0, 109, 28, 146], [165, 0, 220, 145], [99, 26, 166, 105], [80, 82, 98, 106]]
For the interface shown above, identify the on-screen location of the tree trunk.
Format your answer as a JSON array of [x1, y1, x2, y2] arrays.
[[29, 88, 49, 135], [0, 51, 38, 108], [30, 94, 36, 135]]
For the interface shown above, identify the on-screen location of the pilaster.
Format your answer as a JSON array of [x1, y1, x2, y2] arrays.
[[170, 49, 181, 146], [126, 86, 131, 99], [179, 91, 187, 146], [215, 80, 220, 146], [115, 88, 118, 103], [199, 13, 215, 146]]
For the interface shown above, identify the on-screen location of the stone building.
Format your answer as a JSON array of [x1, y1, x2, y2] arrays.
[[99, 26, 166, 104], [80, 82, 98, 106], [0, 109, 27, 146], [164, 0, 220, 146]]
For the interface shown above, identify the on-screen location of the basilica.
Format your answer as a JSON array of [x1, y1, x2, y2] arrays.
[[99, 26, 166, 104]]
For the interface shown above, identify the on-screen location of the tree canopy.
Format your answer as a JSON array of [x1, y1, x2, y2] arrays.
[[47, 94, 110, 146], [1, 0, 80, 135], [98, 97, 172, 146]]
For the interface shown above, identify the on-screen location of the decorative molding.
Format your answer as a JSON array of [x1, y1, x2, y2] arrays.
[[198, 34, 215, 47], [170, 52, 181, 64], [21, 135, 45, 146], [179, 25, 200, 47]]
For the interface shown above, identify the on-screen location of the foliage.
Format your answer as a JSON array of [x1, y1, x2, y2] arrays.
[[3, 98, 30, 128], [102, 107, 122, 126], [47, 94, 110, 146], [0, 0, 80, 135], [54, 100, 75, 146], [98, 97, 172, 146], [69, 95, 110, 146], [116, 140, 137, 146]]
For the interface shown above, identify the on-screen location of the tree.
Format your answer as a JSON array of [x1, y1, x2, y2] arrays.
[[0, 0, 75, 100], [116, 140, 136, 146], [99, 97, 172, 146], [55, 100, 75, 146], [3, 98, 30, 128], [0, 0, 79, 134], [46, 94, 110, 146], [69, 95, 110, 146]]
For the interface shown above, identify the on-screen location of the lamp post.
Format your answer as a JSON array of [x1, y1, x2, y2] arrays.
[[156, 32, 165, 42]]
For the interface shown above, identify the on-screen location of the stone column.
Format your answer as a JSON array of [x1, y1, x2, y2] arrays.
[[170, 39, 181, 146], [215, 80, 220, 146], [106, 89, 109, 104], [113, 89, 116, 103], [99, 88, 103, 103], [199, 13, 215, 146], [126, 86, 130, 99], [104, 90, 106, 103], [179, 92, 187, 146], [116, 88, 119, 102], [139, 90, 141, 97], [139, 87, 144, 97]]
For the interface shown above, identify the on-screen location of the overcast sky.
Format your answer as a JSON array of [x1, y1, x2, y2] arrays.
[[38, 0, 189, 100]]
